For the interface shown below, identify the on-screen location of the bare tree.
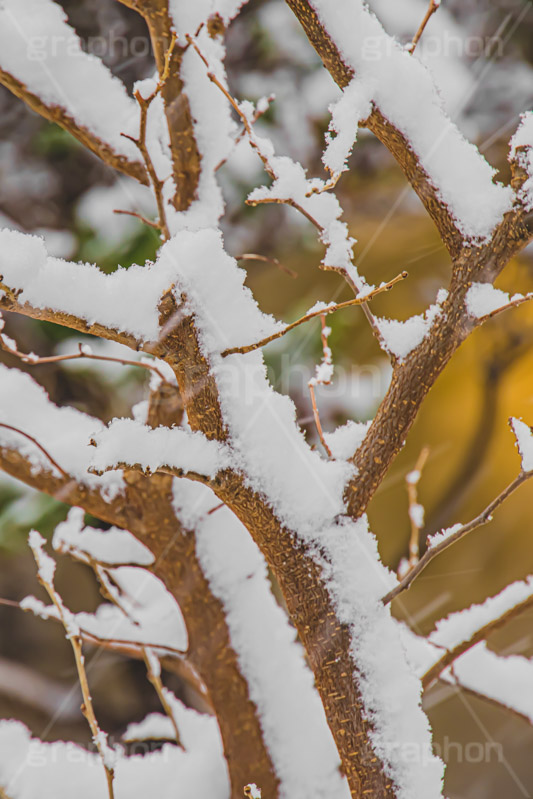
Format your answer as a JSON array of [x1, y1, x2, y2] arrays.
[[0, 2, 532, 799]]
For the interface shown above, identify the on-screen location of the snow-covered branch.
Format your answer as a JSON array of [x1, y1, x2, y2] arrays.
[[0, 0, 147, 184]]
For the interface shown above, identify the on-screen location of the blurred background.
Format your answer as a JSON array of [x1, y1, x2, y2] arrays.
[[0, 1, 533, 796]]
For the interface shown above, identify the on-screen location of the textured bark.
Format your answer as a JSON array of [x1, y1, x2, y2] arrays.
[[0, 439, 279, 799], [153, 302, 397, 798], [284, 0, 464, 256], [345, 213, 531, 519], [0, 68, 148, 185], [135, 1, 202, 211]]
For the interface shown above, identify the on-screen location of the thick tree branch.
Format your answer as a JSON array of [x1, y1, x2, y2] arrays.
[[0, 69, 148, 185], [284, 0, 465, 256], [344, 210, 531, 520]]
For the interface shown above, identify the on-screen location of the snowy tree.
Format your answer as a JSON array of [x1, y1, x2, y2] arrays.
[[0, 1, 532, 798]]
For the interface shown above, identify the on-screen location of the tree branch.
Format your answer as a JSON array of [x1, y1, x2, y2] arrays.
[[0, 71, 147, 185], [383, 471, 532, 605], [422, 594, 533, 689]]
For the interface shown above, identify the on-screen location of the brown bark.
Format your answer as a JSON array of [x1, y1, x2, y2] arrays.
[[284, 0, 464, 256], [152, 300, 397, 797], [345, 212, 530, 519], [0, 437, 279, 799], [0, 68, 148, 185], [133, 1, 202, 211]]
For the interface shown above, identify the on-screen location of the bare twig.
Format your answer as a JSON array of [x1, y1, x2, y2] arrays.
[[113, 208, 161, 230], [0, 339, 171, 386], [222, 271, 407, 357], [407, 0, 441, 53], [0, 423, 68, 478], [185, 32, 390, 350], [475, 292, 533, 324], [406, 447, 430, 569], [121, 31, 178, 241], [28, 534, 116, 799], [237, 253, 298, 279], [422, 592, 533, 689], [383, 470, 532, 604], [143, 648, 184, 748]]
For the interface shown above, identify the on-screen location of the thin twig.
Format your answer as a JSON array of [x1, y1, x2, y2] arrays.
[[215, 95, 274, 172], [143, 648, 184, 748], [186, 32, 388, 350], [0, 422, 68, 478], [237, 253, 298, 279], [113, 208, 161, 230], [28, 535, 116, 799], [406, 447, 430, 569], [121, 31, 177, 241], [407, 0, 441, 53], [222, 272, 407, 356], [0, 338, 171, 386], [476, 292, 533, 324], [382, 471, 532, 604], [422, 592, 533, 689], [308, 316, 333, 458]]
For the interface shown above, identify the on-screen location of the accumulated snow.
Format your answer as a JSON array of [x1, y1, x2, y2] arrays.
[[172, 28, 237, 231], [0, 714, 228, 799], [76, 566, 188, 655], [323, 420, 370, 461], [0, 1, 141, 166], [172, 479, 350, 799], [323, 79, 373, 175], [53, 507, 155, 567], [90, 417, 230, 478], [429, 576, 533, 650], [159, 231, 354, 531], [311, 0, 514, 242], [426, 522, 462, 550], [510, 417, 533, 473], [321, 515, 444, 799], [451, 643, 533, 724], [465, 282, 522, 318], [0, 228, 182, 342], [376, 289, 446, 361], [510, 111, 533, 211], [28, 530, 56, 585], [123, 714, 175, 742], [0, 364, 123, 500]]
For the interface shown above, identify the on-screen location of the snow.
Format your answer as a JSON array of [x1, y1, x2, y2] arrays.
[[324, 420, 370, 461], [323, 79, 373, 175], [450, 643, 533, 724], [76, 566, 188, 655], [426, 522, 462, 550], [0, 713, 229, 799], [311, 0, 514, 242], [429, 576, 533, 651], [465, 282, 523, 318], [0, 0, 141, 167], [511, 417, 533, 473], [409, 503, 425, 528], [53, 508, 155, 567], [28, 530, 56, 585], [123, 714, 175, 742], [376, 289, 447, 361], [510, 111, 533, 211], [0, 363, 124, 501], [321, 516, 444, 799], [172, 479, 350, 799], [77, 179, 157, 249], [90, 418, 230, 478], [0, 228, 188, 343]]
